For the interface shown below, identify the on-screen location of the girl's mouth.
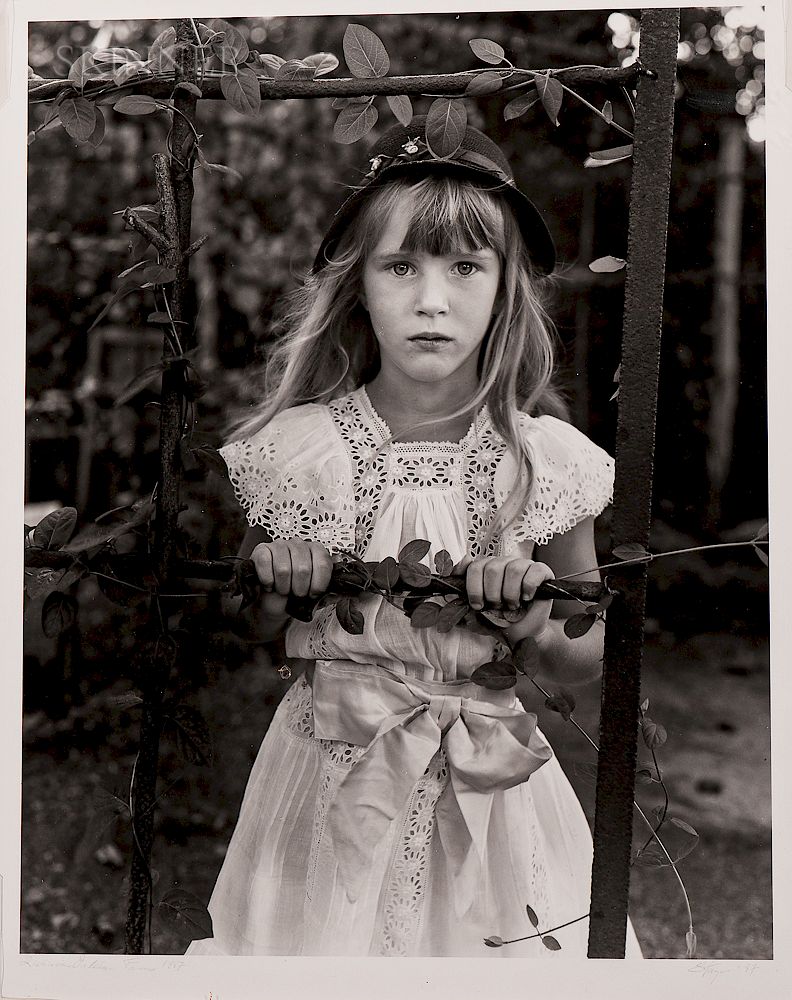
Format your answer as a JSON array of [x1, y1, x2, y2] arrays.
[[409, 334, 452, 344]]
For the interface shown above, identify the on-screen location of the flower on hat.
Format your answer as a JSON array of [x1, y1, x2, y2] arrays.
[[402, 137, 421, 154]]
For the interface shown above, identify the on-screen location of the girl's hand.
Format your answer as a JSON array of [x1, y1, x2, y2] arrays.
[[455, 555, 555, 640], [250, 540, 334, 621]]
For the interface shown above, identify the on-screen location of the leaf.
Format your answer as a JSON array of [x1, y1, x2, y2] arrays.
[[513, 636, 540, 678], [210, 19, 250, 66], [602, 99, 614, 123], [399, 539, 431, 563], [333, 102, 378, 144], [167, 703, 213, 766], [24, 568, 65, 600], [584, 144, 634, 168], [33, 507, 78, 550], [336, 597, 365, 635], [686, 928, 697, 958], [113, 61, 152, 87], [387, 94, 413, 127], [640, 717, 668, 749], [113, 94, 161, 116], [257, 53, 285, 77], [541, 935, 562, 951], [640, 697, 649, 712], [85, 108, 106, 147], [635, 768, 655, 785], [41, 591, 78, 637], [220, 67, 261, 116], [469, 38, 506, 65], [195, 148, 244, 182], [275, 59, 315, 81], [109, 692, 144, 711], [147, 26, 177, 74], [61, 500, 153, 555], [670, 817, 699, 839], [68, 52, 105, 91], [433, 549, 454, 576], [158, 888, 213, 941], [174, 82, 203, 98], [484, 935, 504, 948], [343, 23, 390, 79], [536, 73, 564, 126], [409, 601, 441, 629], [303, 52, 339, 77], [373, 556, 400, 590], [192, 445, 229, 479], [592, 594, 614, 613], [563, 612, 597, 639], [612, 542, 651, 562], [139, 264, 177, 286], [525, 904, 539, 928], [114, 362, 165, 407], [465, 72, 503, 96], [545, 688, 576, 721], [425, 98, 467, 158], [589, 255, 627, 273], [93, 47, 142, 65], [470, 660, 517, 690], [59, 96, 99, 141], [503, 89, 541, 121], [753, 522, 769, 543], [398, 561, 432, 588], [753, 544, 768, 566], [436, 599, 469, 633]]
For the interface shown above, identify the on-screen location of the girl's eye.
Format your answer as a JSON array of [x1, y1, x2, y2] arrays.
[[455, 262, 478, 277], [390, 262, 413, 277]]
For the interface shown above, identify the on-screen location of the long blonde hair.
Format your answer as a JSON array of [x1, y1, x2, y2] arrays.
[[229, 174, 569, 538]]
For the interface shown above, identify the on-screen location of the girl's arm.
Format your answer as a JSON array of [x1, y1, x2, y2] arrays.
[[237, 526, 334, 641], [461, 515, 604, 687], [518, 514, 604, 687]]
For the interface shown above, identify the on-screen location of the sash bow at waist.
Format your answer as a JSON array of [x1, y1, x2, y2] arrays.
[[311, 660, 553, 915]]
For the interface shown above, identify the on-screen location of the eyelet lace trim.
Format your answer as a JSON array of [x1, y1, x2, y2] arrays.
[[376, 747, 450, 955]]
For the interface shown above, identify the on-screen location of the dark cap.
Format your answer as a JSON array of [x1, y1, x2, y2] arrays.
[[312, 116, 556, 275]]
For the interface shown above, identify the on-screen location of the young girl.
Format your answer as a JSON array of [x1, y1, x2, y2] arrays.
[[187, 118, 642, 958]]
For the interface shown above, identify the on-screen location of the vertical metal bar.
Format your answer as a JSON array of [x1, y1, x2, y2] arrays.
[[124, 18, 198, 955], [587, 8, 680, 958]]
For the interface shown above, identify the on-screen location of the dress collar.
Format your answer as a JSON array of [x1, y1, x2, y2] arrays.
[[355, 386, 490, 451]]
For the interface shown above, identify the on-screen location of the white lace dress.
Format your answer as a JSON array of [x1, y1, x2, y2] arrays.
[[186, 387, 642, 958]]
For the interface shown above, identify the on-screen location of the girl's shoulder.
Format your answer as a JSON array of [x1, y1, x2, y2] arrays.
[[494, 411, 614, 547], [219, 402, 355, 541], [516, 411, 614, 470]]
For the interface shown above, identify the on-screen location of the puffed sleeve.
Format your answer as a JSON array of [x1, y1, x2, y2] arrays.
[[219, 404, 356, 552], [493, 413, 614, 551]]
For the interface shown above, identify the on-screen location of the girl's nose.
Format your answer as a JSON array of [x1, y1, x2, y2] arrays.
[[414, 273, 449, 317]]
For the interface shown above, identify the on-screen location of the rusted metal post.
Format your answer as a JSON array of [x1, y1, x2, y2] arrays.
[[124, 19, 199, 955], [587, 8, 680, 958]]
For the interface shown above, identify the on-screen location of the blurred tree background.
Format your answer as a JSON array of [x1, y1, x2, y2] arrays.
[[22, 9, 771, 957]]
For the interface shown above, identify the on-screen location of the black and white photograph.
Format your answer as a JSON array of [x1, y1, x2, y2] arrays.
[[3, 1, 790, 997]]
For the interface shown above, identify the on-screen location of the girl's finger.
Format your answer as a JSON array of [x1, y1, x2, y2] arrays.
[[482, 558, 508, 608], [251, 543, 275, 592], [452, 554, 473, 576], [503, 560, 529, 609], [288, 543, 314, 598], [465, 560, 486, 610], [309, 543, 333, 597], [521, 561, 555, 601], [270, 541, 294, 596]]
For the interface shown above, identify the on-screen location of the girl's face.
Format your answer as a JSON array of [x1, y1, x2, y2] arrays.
[[361, 194, 501, 393]]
